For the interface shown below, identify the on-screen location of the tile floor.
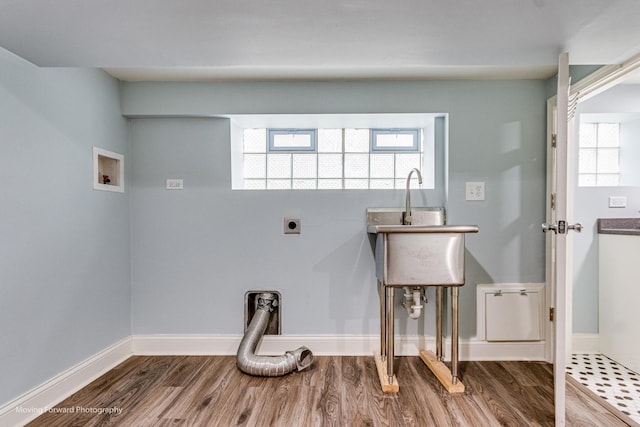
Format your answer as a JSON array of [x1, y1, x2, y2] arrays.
[[567, 354, 640, 424]]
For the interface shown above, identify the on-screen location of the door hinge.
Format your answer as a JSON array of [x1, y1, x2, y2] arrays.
[[549, 307, 555, 322], [551, 133, 557, 148], [551, 193, 556, 209]]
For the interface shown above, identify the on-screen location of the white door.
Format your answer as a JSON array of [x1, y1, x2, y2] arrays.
[[546, 51, 640, 426], [544, 52, 582, 427]]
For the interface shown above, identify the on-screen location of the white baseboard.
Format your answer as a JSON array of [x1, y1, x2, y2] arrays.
[[133, 334, 381, 356], [0, 337, 132, 427], [132, 334, 547, 361], [572, 333, 600, 354], [1, 333, 548, 427]]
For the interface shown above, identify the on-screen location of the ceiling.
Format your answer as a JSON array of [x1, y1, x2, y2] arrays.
[[2, 0, 640, 82]]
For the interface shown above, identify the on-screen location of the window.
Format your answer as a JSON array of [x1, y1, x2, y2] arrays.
[[371, 129, 419, 151], [241, 128, 425, 190], [268, 129, 317, 151], [578, 122, 620, 187]]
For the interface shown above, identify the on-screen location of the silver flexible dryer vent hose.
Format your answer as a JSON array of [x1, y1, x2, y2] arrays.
[[236, 292, 313, 377]]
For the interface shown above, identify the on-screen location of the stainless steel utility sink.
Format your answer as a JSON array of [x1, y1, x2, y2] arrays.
[[367, 208, 478, 286]]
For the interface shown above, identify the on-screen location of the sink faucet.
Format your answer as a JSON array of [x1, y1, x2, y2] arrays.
[[404, 168, 423, 225]]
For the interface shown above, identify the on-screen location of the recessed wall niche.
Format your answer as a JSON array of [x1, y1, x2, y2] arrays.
[[93, 147, 124, 192]]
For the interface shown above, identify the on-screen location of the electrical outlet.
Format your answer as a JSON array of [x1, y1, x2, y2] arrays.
[[284, 217, 301, 234], [466, 182, 485, 201], [609, 196, 627, 208]]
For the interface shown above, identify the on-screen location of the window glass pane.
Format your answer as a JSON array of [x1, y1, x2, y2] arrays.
[[375, 133, 415, 148], [318, 179, 342, 189], [244, 179, 266, 189], [579, 123, 596, 147], [370, 153, 394, 178], [371, 129, 420, 151], [243, 154, 266, 178], [345, 129, 369, 152], [370, 179, 394, 189], [243, 129, 267, 153], [578, 148, 596, 173], [395, 153, 421, 178], [272, 133, 313, 149], [396, 177, 421, 189], [344, 153, 369, 178], [267, 154, 291, 178], [318, 154, 343, 178], [344, 179, 368, 189], [293, 179, 316, 189], [597, 148, 619, 173], [318, 129, 342, 152], [597, 123, 619, 147], [292, 154, 317, 178], [579, 174, 596, 187], [267, 179, 291, 190], [597, 174, 619, 186]]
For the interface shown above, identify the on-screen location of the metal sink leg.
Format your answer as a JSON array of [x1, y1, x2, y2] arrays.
[[436, 287, 443, 361], [436, 286, 459, 384], [386, 286, 395, 385], [451, 286, 459, 384], [379, 281, 386, 359]]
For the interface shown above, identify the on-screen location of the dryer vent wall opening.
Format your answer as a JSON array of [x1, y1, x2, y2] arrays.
[[236, 292, 314, 377], [245, 291, 281, 335]]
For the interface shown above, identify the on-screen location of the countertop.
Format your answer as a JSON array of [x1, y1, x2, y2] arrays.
[[597, 218, 640, 236]]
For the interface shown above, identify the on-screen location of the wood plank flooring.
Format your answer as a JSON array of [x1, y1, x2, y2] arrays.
[[27, 356, 630, 426]]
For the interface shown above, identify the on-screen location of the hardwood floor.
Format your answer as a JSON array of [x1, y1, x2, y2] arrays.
[[27, 356, 630, 426]]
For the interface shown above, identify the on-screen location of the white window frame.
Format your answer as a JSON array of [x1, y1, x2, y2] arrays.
[[267, 129, 317, 152]]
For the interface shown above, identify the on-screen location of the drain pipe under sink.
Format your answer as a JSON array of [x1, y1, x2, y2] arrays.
[[403, 287, 423, 319], [236, 292, 313, 376]]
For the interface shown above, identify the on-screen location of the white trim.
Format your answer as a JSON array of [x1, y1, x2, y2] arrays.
[[545, 97, 556, 364], [0, 337, 132, 427], [132, 334, 547, 361], [571, 334, 600, 354], [571, 53, 640, 104], [546, 52, 640, 106], [134, 334, 382, 356]]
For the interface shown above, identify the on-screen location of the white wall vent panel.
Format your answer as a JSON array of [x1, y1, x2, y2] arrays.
[[476, 283, 544, 342]]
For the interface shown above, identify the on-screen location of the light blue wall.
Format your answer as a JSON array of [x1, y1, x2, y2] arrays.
[[0, 62, 549, 406], [572, 85, 640, 333], [125, 80, 547, 339], [0, 48, 130, 406]]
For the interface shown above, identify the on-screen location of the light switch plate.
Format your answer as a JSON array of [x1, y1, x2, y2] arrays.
[[166, 179, 184, 190], [609, 196, 627, 208], [466, 182, 485, 201]]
